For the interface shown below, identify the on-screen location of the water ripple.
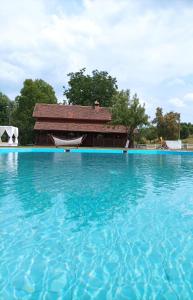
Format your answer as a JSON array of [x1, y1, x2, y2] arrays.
[[1, 153, 193, 299]]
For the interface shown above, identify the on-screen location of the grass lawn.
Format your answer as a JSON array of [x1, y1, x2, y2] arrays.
[[182, 135, 193, 144]]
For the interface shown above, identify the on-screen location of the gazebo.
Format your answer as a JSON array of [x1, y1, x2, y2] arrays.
[[0, 126, 19, 146]]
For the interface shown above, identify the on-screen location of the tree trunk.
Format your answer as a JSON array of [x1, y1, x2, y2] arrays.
[[128, 130, 134, 148]]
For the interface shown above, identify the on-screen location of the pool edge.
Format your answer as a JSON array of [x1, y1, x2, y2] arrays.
[[0, 147, 193, 155]]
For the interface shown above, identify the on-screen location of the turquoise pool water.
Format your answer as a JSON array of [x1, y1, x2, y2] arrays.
[[1, 152, 193, 299]]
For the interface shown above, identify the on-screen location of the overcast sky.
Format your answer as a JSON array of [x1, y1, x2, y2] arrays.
[[1, 0, 193, 121]]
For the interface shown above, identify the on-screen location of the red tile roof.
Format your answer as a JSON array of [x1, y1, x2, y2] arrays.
[[34, 121, 127, 134], [33, 103, 112, 121]]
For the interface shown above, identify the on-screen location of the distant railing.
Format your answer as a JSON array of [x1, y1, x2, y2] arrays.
[[136, 144, 158, 149], [182, 144, 193, 150], [136, 143, 193, 150]]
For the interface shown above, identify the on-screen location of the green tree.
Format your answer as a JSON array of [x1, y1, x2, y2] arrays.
[[164, 112, 180, 139], [111, 90, 149, 147], [153, 107, 180, 140], [180, 123, 189, 139], [142, 126, 158, 143], [188, 123, 193, 135], [0, 92, 14, 125], [153, 107, 165, 138], [64, 68, 118, 107], [13, 79, 57, 145]]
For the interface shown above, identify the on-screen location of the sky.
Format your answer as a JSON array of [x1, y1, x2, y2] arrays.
[[1, 0, 193, 122]]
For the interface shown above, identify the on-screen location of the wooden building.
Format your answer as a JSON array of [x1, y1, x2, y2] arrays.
[[33, 102, 127, 147]]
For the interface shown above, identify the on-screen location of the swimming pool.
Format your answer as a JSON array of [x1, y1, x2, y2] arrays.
[[1, 152, 193, 299]]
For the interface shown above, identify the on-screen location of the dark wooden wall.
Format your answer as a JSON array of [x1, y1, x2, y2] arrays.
[[35, 131, 127, 148]]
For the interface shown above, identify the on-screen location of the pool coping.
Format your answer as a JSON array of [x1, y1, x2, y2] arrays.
[[1, 147, 193, 155]]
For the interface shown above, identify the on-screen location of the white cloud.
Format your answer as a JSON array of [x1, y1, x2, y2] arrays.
[[0, 61, 25, 82], [1, 0, 193, 120], [167, 78, 185, 87], [184, 93, 193, 102], [169, 97, 185, 108]]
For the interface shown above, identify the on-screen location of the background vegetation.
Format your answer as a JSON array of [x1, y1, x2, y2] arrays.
[[0, 68, 192, 146]]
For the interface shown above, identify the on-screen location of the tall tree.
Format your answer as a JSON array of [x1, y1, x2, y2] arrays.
[[153, 107, 165, 138], [164, 112, 180, 140], [180, 123, 190, 139], [111, 90, 149, 147], [64, 68, 118, 107], [188, 122, 193, 135], [153, 107, 180, 140], [0, 92, 14, 125], [13, 79, 57, 145]]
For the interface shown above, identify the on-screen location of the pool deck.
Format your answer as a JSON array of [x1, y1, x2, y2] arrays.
[[0, 146, 193, 155]]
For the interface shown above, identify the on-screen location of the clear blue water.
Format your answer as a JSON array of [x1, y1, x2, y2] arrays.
[[1, 152, 193, 299]]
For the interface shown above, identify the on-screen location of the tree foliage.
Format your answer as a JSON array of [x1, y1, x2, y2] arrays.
[[0, 92, 14, 125], [180, 122, 193, 139], [153, 107, 180, 140], [12, 79, 57, 145], [141, 126, 158, 143], [111, 90, 149, 147], [64, 68, 118, 107], [153, 107, 165, 138], [180, 124, 189, 139]]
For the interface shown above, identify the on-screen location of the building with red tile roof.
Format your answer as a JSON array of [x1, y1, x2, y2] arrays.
[[33, 102, 127, 147]]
